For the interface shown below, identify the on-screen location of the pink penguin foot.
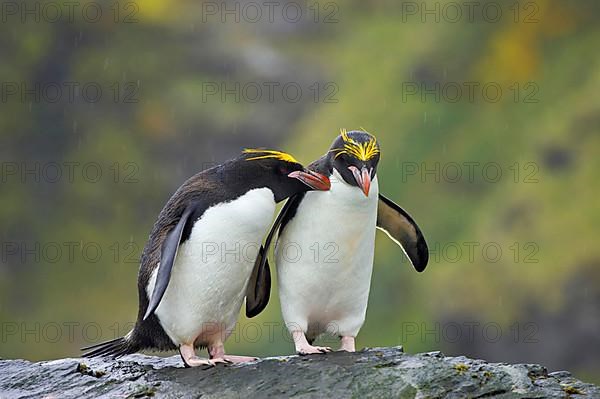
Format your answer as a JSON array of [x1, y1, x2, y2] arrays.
[[179, 345, 216, 368], [296, 343, 332, 355], [291, 330, 331, 355], [339, 336, 356, 352]]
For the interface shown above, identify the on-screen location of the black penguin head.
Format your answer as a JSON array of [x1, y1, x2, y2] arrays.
[[242, 149, 331, 202], [328, 129, 380, 196]]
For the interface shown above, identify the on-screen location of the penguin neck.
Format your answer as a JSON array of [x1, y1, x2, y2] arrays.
[[213, 161, 277, 201], [309, 153, 335, 177]]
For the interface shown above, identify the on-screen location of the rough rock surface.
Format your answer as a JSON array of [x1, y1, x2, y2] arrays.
[[0, 347, 597, 398]]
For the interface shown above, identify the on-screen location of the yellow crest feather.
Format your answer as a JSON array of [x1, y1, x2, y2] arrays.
[[330, 128, 379, 161], [243, 148, 300, 164]]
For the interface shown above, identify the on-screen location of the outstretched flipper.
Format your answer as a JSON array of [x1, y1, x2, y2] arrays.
[[246, 196, 299, 318], [376, 194, 428, 272], [144, 205, 195, 320]]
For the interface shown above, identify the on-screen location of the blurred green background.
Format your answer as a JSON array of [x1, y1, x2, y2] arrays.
[[1, 0, 599, 384]]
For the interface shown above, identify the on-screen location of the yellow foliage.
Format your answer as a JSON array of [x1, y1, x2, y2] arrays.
[[137, 0, 178, 22], [475, 0, 578, 82]]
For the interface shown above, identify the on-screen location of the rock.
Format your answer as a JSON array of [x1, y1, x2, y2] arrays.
[[0, 347, 598, 398]]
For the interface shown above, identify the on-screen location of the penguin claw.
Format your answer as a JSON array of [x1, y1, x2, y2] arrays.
[[298, 345, 331, 355], [222, 355, 258, 363], [183, 356, 216, 368], [210, 357, 231, 365]]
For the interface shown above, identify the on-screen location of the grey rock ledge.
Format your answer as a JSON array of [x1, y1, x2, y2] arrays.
[[0, 347, 598, 398]]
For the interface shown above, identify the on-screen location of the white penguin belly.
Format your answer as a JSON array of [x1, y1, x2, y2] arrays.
[[276, 171, 378, 338], [147, 188, 276, 346]]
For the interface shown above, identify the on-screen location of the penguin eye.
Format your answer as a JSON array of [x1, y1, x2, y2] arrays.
[[278, 165, 289, 175], [335, 153, 348, 163]]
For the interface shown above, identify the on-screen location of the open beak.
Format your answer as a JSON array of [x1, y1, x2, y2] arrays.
[[349, 165, 371, 197], [288, 169, 331, 191]]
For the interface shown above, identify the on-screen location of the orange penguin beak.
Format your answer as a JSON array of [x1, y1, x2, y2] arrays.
[[288, 169, 331, 191], [348, 165, 371, 196]]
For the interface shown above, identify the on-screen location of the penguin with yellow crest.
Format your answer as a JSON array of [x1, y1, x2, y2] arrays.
[[249, 130, 428, 354], [82, 149, 330, 366]]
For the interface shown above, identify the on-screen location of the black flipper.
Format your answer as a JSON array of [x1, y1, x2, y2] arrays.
[[143, 205, 195, 320], [246, 196, 299, 318], [245, 245, 271, 318], [376, 194, 429, 272]]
